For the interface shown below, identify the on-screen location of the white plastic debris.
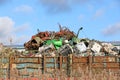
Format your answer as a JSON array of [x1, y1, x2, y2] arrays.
[[91, 42, 102, 53], [75, 42, 87, 52], [64, 40, 69, 44], [38, 44, 55, 53]]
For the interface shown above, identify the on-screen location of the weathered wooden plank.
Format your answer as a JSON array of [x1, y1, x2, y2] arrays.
[[93, 56, 117, 62], [73, 57, 88, 63], [106, 63, 120, 67]]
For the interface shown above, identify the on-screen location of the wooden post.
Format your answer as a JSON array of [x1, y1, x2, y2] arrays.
[[59, 55, 62, 71], [88, 56, 92, 71], [9, 57, 11, 80], [104, 56, 107, 70], [115, 56, 117, 62], [59, 55, 62, 79], [69, 54, 72, 77], [38, 57, 40, 64], [42, 55, 46, 74], [68, 54, 72, 77], [54, 57, 56, 70], [118, 56, 120, 69], [9, 56, 14, 80]]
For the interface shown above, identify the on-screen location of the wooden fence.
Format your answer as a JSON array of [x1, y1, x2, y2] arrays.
[[1, 55, 120, 79]]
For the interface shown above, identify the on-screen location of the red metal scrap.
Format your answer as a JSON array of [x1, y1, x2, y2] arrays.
[[24, 25, 76, 50]]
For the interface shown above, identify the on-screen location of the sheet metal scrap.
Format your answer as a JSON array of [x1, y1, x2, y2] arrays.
[[24, 32, 51, 50]]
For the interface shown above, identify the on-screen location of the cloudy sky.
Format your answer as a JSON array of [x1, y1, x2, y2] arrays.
[[0, 0, 120, 45]]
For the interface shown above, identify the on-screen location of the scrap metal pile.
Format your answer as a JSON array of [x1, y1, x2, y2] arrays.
[[23, 25, 120, 57]]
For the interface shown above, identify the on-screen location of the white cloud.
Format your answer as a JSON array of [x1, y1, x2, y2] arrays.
[[93, 9, 104, 19], [14, 5, 33, 13], [0, 16, 14, 38], [102, 22, 120, 36], [0, 16, 31, 45]]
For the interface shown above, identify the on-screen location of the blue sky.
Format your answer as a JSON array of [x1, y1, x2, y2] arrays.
[[0, 0, 120, 45]]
